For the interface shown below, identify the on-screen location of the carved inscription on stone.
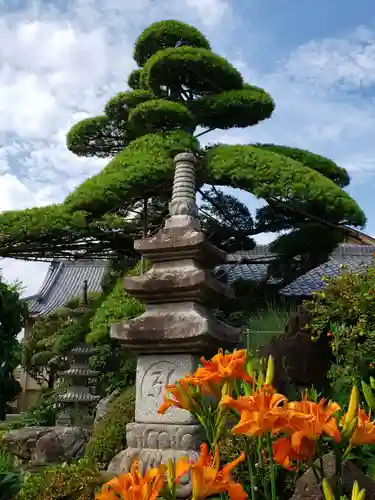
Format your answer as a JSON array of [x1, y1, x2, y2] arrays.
[[135, 354, 198, 424], [141, 362, 176, 399]]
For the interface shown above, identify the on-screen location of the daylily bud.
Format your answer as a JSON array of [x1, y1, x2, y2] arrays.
[[257, 371, 264, 389], [221, 381, 230, 397], [345, 386, 359, 427], [167, 459, 175, 495], [361, 381, 375, 412], [322, 479, 334, 500], [352, 480, 359, 499], [243, 381, 252, 396], [351, 480, 366, 500], [265, 355, 274, 386], [343, 416, 358, 441], [245, 352, 254, 378]]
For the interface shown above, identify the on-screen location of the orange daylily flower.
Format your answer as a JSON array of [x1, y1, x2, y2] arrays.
[[221, 387, 288, 437], [273, 435, 316, 471], [95, 459, 166, 500], [194, 349, 253, 387], [351, 409, 375, 445], [287, 398, 341, 443], [271, 397, 341, 470], [158, 379, 199, 415], [176, 443, 247, 500]]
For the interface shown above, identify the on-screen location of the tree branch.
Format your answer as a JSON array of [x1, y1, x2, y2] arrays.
[[195, 127, 216, 138]]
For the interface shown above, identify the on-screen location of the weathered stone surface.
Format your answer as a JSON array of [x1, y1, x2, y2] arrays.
[[122, 262, 232, 305], [133, 225, 226, 266], [167, 152, 199, 223], [135, 354, 199, 424], [2, 426, 91, 467], [108, 422, 203, 498], [94, 390, 120, 428], [111, 302, 239, 354], [290, 453, 375, 500]]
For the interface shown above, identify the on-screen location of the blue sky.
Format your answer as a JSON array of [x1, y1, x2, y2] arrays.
[[0, 0, 374, 294]]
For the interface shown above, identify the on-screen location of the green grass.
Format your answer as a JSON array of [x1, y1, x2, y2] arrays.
[[243, 303, 296, 351], [0, 448, 13, 474]]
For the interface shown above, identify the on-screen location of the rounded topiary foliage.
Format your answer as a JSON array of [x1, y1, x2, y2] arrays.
[[16, 459, 106, 500], [129, 99, 194, 135], [84, 385, 135, 468], [133, 19, 211, 66]]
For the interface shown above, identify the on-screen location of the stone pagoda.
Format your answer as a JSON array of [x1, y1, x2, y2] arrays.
[[109, 152, 239, 497], [56, 281, 100, 428]]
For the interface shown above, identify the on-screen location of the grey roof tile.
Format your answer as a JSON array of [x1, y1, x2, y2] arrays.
[[25, 259, 107, 317], [221, 244, 374, 296]]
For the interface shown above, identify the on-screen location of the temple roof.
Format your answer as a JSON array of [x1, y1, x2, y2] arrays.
[[223, 243, 374, 296], [25, 259, 107, 317], [24, 244, 374, 317]]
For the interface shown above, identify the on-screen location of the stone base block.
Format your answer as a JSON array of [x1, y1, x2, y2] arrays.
[[107, 422, 204, 498]]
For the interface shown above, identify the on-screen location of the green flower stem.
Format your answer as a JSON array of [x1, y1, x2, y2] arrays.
[[334, 449, 344, 500], [266, 433, 276, 500], [317, 443, 325, 481], [257, 437, 270, 500], [244, 440, 257, 500]]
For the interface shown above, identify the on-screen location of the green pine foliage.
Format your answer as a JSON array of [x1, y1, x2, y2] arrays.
[[65, 130, 199, 214], [88, 277, 144, 345], [23, 293, 101, 388]]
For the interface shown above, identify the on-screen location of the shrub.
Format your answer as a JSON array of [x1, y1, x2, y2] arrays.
[[85, 385, 135, 468], [306, 263, 375, 404], [16, 459, 106, 500], [0, 472, 23, 500], [7, 390, 58, 430], [90, 343, 136, 395], [0, 447, 14, 473], [0, 444, 22, 498]]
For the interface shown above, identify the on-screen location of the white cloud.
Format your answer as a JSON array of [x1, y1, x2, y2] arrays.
[[282, 26, 375, 90], [0, 174, 41, 211], [184, 0, 230, 27], [1, 259, 49, 297]]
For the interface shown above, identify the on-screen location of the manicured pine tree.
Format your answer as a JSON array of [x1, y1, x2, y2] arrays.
[[0, 20, 365, 286]]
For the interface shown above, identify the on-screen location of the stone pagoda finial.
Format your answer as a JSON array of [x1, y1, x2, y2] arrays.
[[165, 152, 199, 230]]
